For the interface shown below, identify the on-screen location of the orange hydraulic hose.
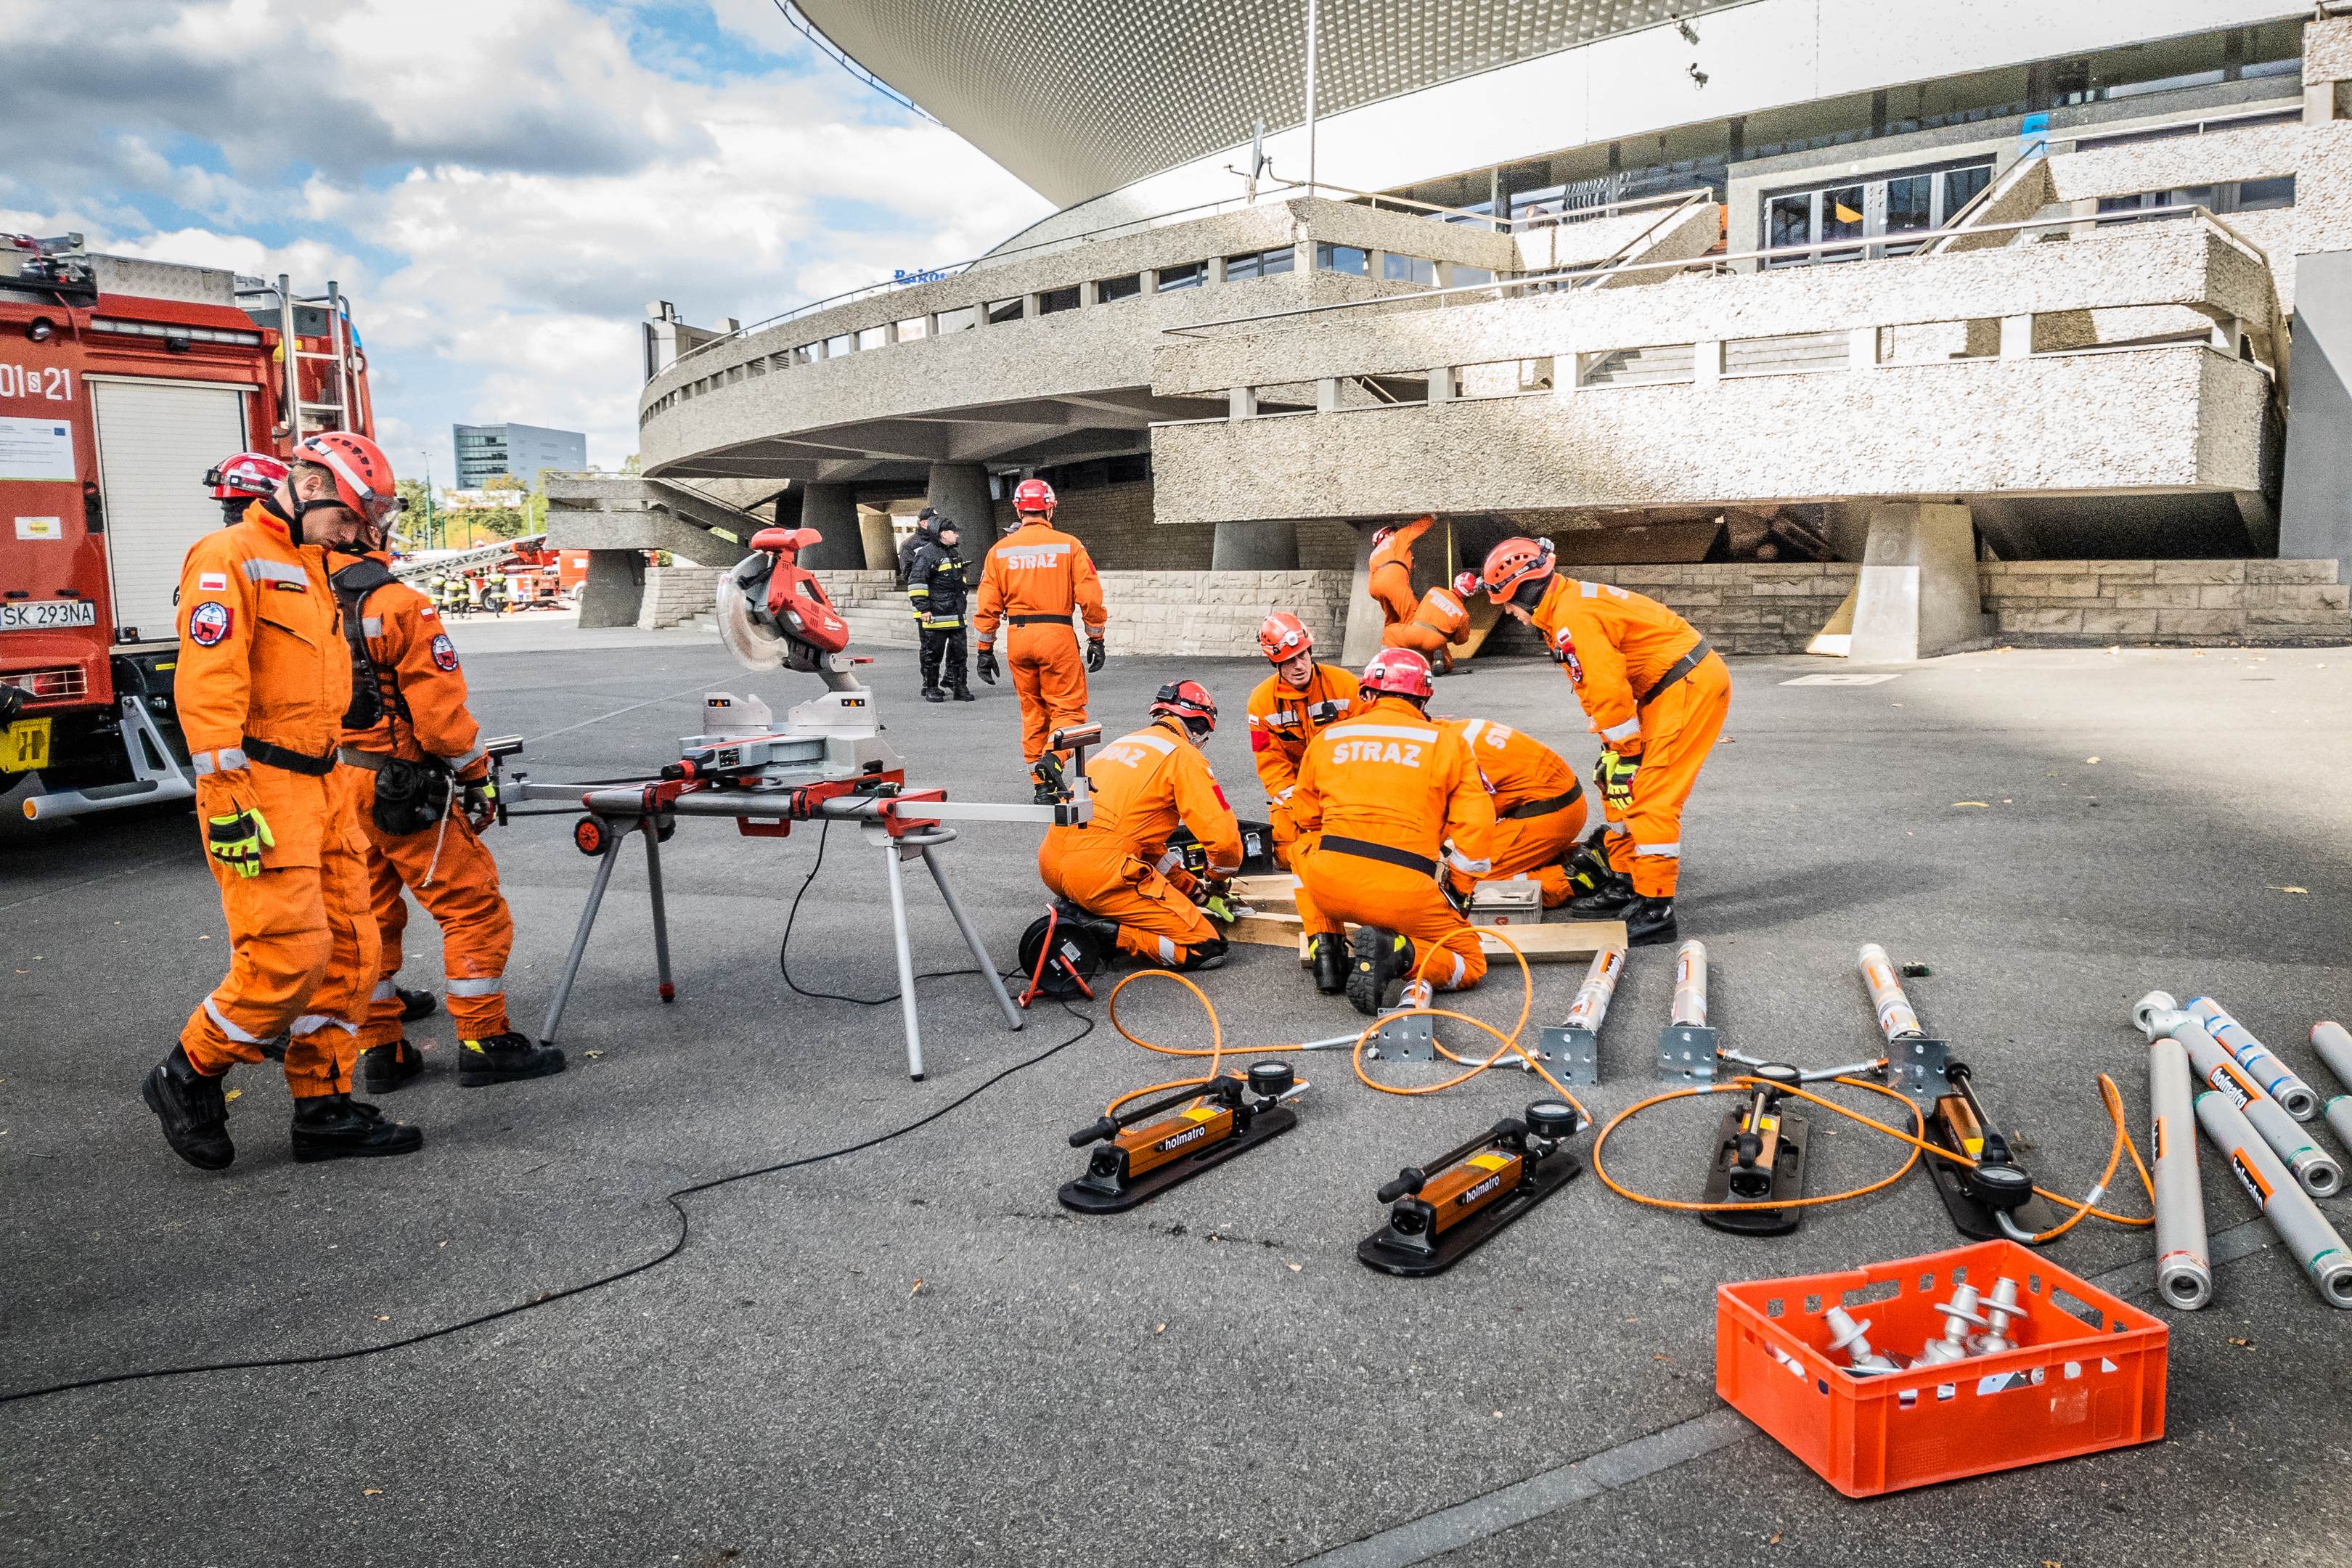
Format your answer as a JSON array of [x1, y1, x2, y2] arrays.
[[1591, 1075, 1926, 1214]]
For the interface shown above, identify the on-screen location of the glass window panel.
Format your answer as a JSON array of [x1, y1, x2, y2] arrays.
[[1885, 176, 1931, 235], [935, 306, 975, 334], [1038, 286, 1080, 314], [1315, 242, 1368, 276], [985, 298, 1023, 324], [1943, 165, 1992, 218], [1258, 245, 1295, 276], [824, 333, 852, 356], [1450, 264, 1494, 287], [1382, 253, 1436, 285], [2235, 175, 2295, 211], [1156, 261, 1204, 290], [1821, 187, 1866, 242], [894, 316, 928, 341], [856, 325, 888, 351], [1225, 250, 1262, 280], [1767, 194, 1813, 253], [1097, 272, 1142, 303]]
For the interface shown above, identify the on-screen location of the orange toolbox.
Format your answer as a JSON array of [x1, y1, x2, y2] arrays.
[[1715, 1239, 2168, 1497]]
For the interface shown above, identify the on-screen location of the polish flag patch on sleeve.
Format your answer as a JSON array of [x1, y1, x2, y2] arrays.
[[188, 601, 232, 646], [430, 633, 460, 671], [197, 571, 228, 592]]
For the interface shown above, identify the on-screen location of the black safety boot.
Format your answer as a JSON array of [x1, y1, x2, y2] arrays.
[[950, 684, 975, 703], [1307, 932, 1348, 995], [363, 1038, 425, 1095], [1561, 834, 1615, 902], [1346, 926, 1413, 1017], [457, 1031, 567, 1088], [398, 986, 438, 1022], [1031, 754, 1072, 806], [922, 685, 945, 703], [1565, 878, 1640, 919], [290, 1094, 422, 1161], [1625, 897, 1678, 947], [142, 1046, 234, 1170]]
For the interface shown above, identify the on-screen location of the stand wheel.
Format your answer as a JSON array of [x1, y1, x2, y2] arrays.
[[1246, 1061, 1295, 1098], [573, 816, 606, 856], [1524, 1099, 1582, 1139]]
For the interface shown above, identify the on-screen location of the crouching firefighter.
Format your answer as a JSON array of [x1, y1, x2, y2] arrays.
[[1035, 680, 1240, 973], [1463, 537, 1730, 945], [1289, 648, 1497, 1014], [144, 433, 420, 1169], [1246, 610, 1359, 869], [328, 540, 564, 1093], [1448, 718, 1592, 907]]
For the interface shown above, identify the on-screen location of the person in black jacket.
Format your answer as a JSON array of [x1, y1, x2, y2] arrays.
[[906, 515, 973, 701]]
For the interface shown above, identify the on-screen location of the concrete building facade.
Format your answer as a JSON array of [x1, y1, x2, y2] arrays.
[[553, 1, 2352, 656]]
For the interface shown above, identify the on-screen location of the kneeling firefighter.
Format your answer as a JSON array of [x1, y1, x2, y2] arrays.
[[328, 537, 563, 1093], [1447, 718, 1591, 907], [1289, 648, 1496, 1014], [1379, 584, 1471, 674], [1036, 680, 1241, 973], [1245, 610, 1359, 869], [1462, 538, 1730, 945]]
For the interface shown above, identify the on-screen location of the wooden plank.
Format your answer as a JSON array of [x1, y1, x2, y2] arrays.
[[1225, 875, 1625, 961]]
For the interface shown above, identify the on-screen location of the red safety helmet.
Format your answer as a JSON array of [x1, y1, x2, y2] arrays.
[[1360, 647, 1434, 701], [1474, 536, 1556, 603], [1257, 610, 1312, 663], [292, 430, 401, 528], [1150, 678, 1218, 733], [1418, 586, 1469, 640], [203, 451, 290, 501], [1012, 478, 1056, 515]]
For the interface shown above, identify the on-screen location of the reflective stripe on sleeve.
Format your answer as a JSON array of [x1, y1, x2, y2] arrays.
[[1275, 786, 1294, 803], [1635, 841, 1681, 857], [1445, 951, 1466, 988], [1601, 717, 1642, 743], [1443, 846, 1491, 875], [241, 559, 308, 586], [205, 995, 269, 1044], [370, 979, 399, 1002], [1154, 849, 1183, 874], [1122, 730, 1176, 754], [190, 746, 249, 777], [445, 976, 505, 997], [1157, 936, 1178, 963], [446, 743, 488, 772], [362, 616, 384, 636]]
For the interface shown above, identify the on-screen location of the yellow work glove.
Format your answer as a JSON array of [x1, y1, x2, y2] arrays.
[[205, 804, 274, 878]]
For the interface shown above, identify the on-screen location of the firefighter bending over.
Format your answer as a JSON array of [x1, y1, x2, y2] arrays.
[[143, 433, 420, 1169], [1245, 610, 1359, 870], [1289, 648, 1495, 1013], [1463, 538, 1731, 945], [972, 478, 1108, 802], [1447, 718, 1591, 907], [1037, 681, 1239, 973], [328, 539, 565, 1095], [1380, 584, 1470, 674], [1366, 514, 1433, 630]]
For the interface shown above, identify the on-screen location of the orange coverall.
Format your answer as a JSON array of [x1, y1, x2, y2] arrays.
[[1289, 695, 1496, 991], [331, 550, 515, 1049], [1245, 660, 1361, 866], [1449, 718, 1589, 906], [1037, 717, 1241, 968], [175, 502, 377, 1098], [972, 518, 1108, 763], [1379, 585, 1469, 671], [1367, 515, 1432, 627], [1530, 576, 1730, 898]]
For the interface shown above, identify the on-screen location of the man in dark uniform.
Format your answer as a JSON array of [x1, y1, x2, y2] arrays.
[[905, 513, 973, 703]]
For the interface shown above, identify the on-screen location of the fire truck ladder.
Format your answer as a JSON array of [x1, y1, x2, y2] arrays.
[[275, 272, 356, 438]]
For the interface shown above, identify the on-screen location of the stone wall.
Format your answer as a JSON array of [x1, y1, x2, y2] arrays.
[[1575, 563, 1861, 656], [1980, 558, 2351, 644], [986, 482, 1214, 571], [636, 563, 722, 629], [811, 567, 1353, 657]]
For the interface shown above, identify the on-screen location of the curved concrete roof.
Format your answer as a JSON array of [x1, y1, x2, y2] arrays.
[[793, 0, 1756, 205]]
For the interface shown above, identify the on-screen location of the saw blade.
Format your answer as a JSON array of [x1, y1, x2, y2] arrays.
[[716, 558, 787, 671]]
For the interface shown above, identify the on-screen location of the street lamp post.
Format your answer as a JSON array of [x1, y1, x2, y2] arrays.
[[419, 450, 441, 550]]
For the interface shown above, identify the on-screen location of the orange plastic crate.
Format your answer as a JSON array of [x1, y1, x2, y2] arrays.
[[1715, 1239, 2167, 1497]]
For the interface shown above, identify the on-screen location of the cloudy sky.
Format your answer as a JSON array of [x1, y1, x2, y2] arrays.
[[0, 0, 1052, 479]]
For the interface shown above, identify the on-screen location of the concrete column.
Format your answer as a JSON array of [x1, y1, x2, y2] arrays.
[[1694, 341, 1722, 389], [577, 549, 646, 629], [1230, 387, 1257, 419], [1339, 523, 1389, 666], [1212, 520, 1299, 570], [858, 508, 897, 571], [794, 481, 865, 568], [1848, 502, 1988, 663], [2280, 249, 2352, 581], [1998, 315, 2033, 359], [926, 462, 993, 536], [1315, 377, 1341, 412]]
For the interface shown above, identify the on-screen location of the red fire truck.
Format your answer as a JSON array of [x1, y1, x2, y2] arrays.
[[0, 233, 375, 821]]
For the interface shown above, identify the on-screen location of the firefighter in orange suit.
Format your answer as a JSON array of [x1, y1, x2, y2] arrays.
[[972, 478, 1108, 801], [1037, 681, 1239, 972], [1289, 648, 1495, 1013], [1447, 718, 1590, 907], [1366, 514, 1433, 629], [1380, 584, 1470, 673], [1244, 611, 1360, 869], [142, 432, 422, 1169], [1464, 538, 1731, 945], [327, 545, 565, 1095]]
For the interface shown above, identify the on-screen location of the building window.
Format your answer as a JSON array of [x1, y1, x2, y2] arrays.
[[1096, 272, 1143, 303], [985, 297, 1024, 324], [1762, 158, 1995, 265], [2097, 177, 2295, 223], [1315, 242, 1368, 276], [824, 333, 852, 356], [2236, 174, 2297, 211], [936, 304, 976, 333], [1157, 261, 1205, 291], [1225, 246, 1295, 281], [856, 324, 889, 351], [1450, 264, 1495, 287], [1038, 285, 1081, 314], [896, 316, 928, 341], [1382, 253, 1437, 285], [791, 343, 817, 365]]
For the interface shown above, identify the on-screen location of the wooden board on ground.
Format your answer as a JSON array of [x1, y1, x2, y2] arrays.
[[1217, 883, 1625, 963]]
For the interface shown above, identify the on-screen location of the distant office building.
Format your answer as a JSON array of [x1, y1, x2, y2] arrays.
[[452, 421, 587, 489]]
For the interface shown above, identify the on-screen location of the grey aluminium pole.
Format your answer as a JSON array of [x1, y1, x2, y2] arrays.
[[881, 836, 925, 1081], [2188, 996, 2319, 1119], [2193, 1087, 2352, 1309], [2309, 1021, 2352, 1153], [1303, 0, 1318, 198], [2176, 1021, 2339, 1197], [2148, 1034, 2212, 1310]]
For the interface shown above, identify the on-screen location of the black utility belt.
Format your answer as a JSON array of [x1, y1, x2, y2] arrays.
[[1639, 640, 1714, 706], [1006, 613, 1075, 626], [242, 735, 337, 777], [1500, 784, 1584, 820], [1318, 835, 1437, 878]]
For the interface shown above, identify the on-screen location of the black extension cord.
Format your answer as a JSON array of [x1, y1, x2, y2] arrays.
[[778, 817, 991, 1003], [3, 860, 1093, 1405]]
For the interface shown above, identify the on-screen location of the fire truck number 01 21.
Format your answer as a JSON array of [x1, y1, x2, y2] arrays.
[[0, 364, 73, 401]]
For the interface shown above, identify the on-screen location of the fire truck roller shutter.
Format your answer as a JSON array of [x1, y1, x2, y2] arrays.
[[88, 378, 249, 643]]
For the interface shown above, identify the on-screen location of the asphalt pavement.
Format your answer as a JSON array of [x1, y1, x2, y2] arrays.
[[3, 626, 2348, 1568]]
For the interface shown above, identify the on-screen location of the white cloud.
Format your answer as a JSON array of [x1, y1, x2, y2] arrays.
[[5, 0, 1052, 470]]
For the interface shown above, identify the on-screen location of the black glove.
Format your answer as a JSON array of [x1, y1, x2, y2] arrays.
[[462, 777, 498, 833], [976, 646, 997, 685], [1085, 636, 1106, 674]]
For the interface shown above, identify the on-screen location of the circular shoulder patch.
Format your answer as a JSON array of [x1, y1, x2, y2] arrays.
[[188, 601, 232, 647], [430, 633, 460, 671]]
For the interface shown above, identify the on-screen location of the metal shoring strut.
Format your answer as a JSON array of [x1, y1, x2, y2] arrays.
[[2137, 997, 2340, 1199], [2309, 1021, 2352, 1156], [2145, 1031, 2213, 1310]]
